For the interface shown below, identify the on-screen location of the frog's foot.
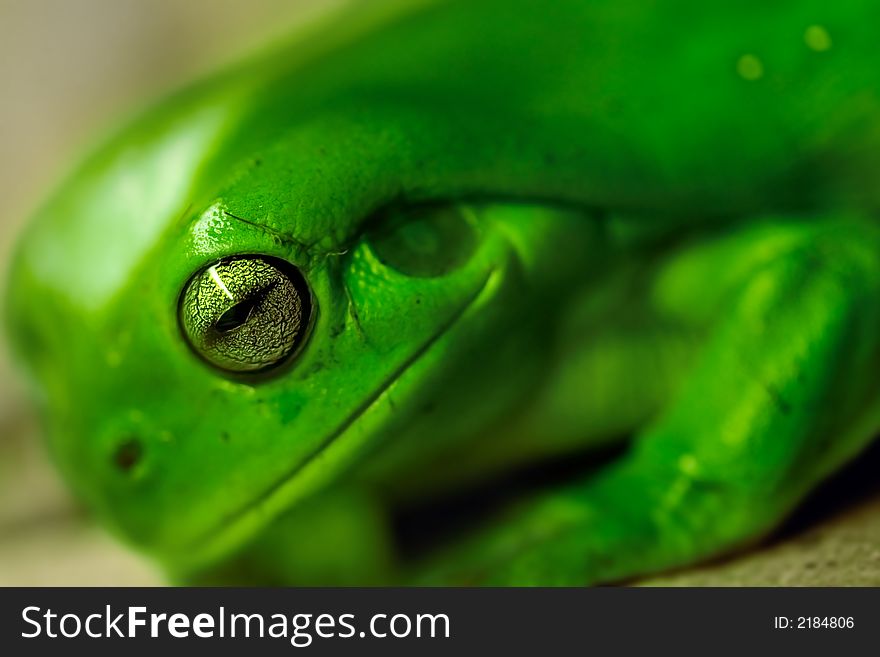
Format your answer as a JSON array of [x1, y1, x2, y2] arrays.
[[410, 219, 880, 586]]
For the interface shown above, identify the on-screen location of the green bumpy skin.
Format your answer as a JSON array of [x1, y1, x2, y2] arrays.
[[6, 0, 880, 585]]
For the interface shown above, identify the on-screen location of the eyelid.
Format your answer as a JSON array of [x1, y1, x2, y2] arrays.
[[364, 202, 479, 277]]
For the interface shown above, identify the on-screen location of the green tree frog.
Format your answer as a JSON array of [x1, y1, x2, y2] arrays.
[[6, 0, 880, 585]]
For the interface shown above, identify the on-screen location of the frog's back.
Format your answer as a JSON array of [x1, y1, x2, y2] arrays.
[[14, 0, 880, 281]]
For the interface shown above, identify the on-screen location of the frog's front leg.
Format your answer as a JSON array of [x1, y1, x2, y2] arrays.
[[412, 220, 880, 585]]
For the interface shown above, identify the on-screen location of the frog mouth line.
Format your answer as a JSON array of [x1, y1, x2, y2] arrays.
[[183, 268, 498, 566]]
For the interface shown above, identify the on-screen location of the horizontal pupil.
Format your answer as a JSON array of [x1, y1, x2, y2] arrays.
[[213, 280, 280, 333], [214, 298, 258, 332]]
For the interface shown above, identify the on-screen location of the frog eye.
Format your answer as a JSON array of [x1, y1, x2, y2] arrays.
[[179, 255, 312, 373], [366, 204, 478, 277]]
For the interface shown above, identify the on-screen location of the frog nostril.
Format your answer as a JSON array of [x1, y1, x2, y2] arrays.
[[113, 437, 143, 473]]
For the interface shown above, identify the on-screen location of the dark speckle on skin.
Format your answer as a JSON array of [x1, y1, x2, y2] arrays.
[[303, 361, 324, 376], [220, 431, 231, 443], [113, 438, 143, 473], [279, 393, 305, 425], [762, 382, 792, 416], [415, 298, 421, 305]]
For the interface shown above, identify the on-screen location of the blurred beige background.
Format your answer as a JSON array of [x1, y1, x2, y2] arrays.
[[0, 0, 878, 586]]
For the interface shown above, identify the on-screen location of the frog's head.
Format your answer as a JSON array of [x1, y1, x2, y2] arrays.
[[5, 76, 601, 574]]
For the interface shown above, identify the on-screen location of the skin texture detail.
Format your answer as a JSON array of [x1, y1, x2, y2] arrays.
[[5, 0, 880, 585]]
